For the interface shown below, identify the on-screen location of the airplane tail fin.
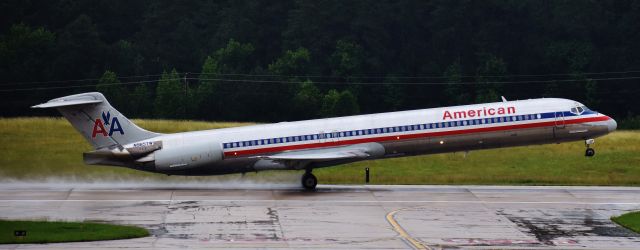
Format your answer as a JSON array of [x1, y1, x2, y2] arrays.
[[32, 92, 160, 149]]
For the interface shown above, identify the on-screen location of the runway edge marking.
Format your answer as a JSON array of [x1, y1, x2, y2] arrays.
[[386, 209, 430, 250]]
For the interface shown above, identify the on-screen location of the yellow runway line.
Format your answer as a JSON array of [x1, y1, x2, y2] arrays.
[[386, 209, 430, 250]]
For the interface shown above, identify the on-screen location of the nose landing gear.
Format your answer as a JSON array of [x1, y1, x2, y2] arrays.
[[301, 169, 317, 190], [585, 139, 595, 157]]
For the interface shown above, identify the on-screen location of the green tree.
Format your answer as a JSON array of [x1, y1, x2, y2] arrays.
[[475, 54, 507, 103], [335, 89, 360, 116], [107, 40, 144, 76], [154, 69, 184, 119], [204, 39, 256, 121], [129, 83, 153, 118], [330, 39, 364, 78], [214, 39, 256, 73], [96, 70, 129, 114], [320, 89, 340, 117], [268, 47, 312, 120], [320, 89, 360, 117], [51, 14, 106, 81], [443, 60, 471, 105], [268, 47, 311, 77], [0, 23, 55, 82], [584, 79, 599, 106], [196, 56, 219, 120], [292, 80, 322, 119]]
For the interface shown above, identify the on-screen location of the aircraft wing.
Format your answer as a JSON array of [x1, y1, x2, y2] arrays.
[[253, 143, 385, 162], [266, 148, 370, 161]]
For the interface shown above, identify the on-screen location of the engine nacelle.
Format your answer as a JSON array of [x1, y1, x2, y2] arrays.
[[154, 135, 223, 171]]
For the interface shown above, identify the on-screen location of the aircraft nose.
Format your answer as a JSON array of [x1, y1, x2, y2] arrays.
[[607, 116, 617, 132]]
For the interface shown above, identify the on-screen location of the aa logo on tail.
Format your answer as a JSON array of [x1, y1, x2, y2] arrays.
[[92, 111, 124, 138]]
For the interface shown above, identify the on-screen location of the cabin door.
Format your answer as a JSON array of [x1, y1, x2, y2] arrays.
[[553, 111, 566, 139]]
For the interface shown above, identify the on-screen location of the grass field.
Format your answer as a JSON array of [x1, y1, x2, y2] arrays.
[[1, 117, 639, 185], [612, 211, 640, 233], [0, 220, 149, 244]]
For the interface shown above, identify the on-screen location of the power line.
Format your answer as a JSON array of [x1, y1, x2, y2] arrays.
[[1, 76, 640, 92], [3, 69, 640, 86], [0, 79, 179, 92], [193, 70, 640, 79], [0, 74, 165, 86], [193, 76, 640, 85]]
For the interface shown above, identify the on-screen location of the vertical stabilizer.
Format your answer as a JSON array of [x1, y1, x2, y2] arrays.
[[32, 92, 160, 149]]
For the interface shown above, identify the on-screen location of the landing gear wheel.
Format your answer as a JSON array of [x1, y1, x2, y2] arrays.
[[585, 148, 595, 157], [301, 173, 317, 190], [584, 139, 595, 157]]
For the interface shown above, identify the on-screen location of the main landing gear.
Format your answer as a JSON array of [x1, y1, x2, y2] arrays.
[[301, 169, 318, 190], [585, 139, 595, 157]]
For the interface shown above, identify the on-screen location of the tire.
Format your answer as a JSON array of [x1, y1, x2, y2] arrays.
[[585, 148, 595, 157], [301, 173, 318, 190]]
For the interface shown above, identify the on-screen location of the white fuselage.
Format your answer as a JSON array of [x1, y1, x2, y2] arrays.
[[125, 98, 616, 175]]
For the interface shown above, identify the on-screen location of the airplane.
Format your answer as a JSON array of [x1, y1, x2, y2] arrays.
[[33, 92, 617, 190]]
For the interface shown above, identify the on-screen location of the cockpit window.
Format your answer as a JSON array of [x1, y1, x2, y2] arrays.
[[570, 102, 591, 115], [571, 104, 591, 115]]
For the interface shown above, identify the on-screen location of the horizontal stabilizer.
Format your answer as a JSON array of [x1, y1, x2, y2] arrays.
[[32, 95, 102, 108], [83, 141, 162, 165]]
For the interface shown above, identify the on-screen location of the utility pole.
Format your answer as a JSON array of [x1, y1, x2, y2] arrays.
[[184, 72, 189, 119]]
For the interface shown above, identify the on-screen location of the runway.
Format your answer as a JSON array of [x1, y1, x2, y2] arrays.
[[1, 184, 639, 249]]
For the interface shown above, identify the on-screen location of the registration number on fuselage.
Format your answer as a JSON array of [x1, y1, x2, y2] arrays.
[[133, 141, 154, 147]]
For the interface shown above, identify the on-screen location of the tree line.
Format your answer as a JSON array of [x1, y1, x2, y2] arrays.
[[1, 0, 640, 126]]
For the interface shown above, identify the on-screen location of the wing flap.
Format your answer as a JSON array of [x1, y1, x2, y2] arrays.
[[267, 150, 369, 160], [254, 143, 384, 162]]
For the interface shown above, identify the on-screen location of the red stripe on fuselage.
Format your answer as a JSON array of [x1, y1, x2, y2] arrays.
[[224, 115, 611, 157]]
